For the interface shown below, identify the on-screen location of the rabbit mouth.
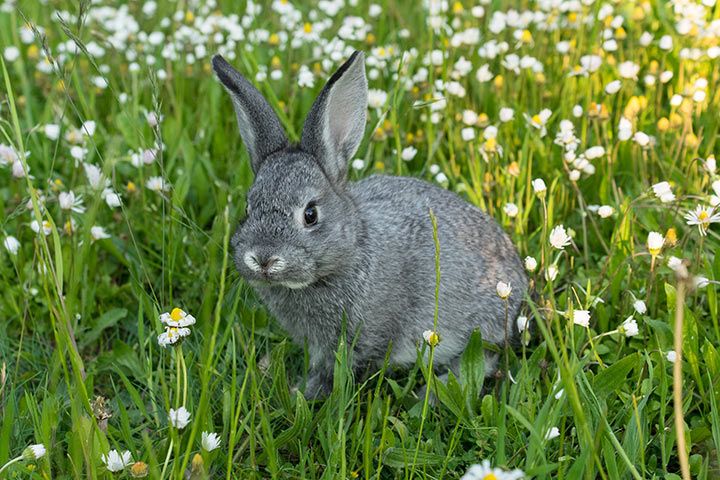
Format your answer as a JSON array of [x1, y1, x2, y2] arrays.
[[248, 277, 313, 290], [279, 280, 312, 289]]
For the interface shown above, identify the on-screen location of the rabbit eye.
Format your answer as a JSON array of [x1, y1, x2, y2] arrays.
[[303, 203, 318, 227]]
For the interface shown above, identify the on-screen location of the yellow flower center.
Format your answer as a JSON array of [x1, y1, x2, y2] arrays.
[[67, 130, 81, 143], [303, 22, 313, 33], [484, 137, 497, 151], [130, 461, 149, 478], [665, 228, 677, 246], [531, 114, 541, 124], [521, 29, 532, 43], [268, 33, 280, 46], [649, 247, 661, 256], [170, 308, 184, 321], [27, 44, 39, 60], [483, 474, 497, 480]]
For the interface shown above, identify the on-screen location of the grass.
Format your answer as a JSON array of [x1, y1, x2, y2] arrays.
[[1, 0, 720, 478]]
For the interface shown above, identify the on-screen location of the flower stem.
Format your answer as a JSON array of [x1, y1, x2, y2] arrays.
[[503, 299, 509, 374], [540, 196, 548, 268], [0, 456, 23, 475], [179, 348, 187, 407], [673, 281, 691, 480], [175, 348, 182, 409], [160, 438, 174, 480]]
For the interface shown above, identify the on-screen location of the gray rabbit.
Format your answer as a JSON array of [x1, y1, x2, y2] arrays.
[[212, 51, 528, 399]]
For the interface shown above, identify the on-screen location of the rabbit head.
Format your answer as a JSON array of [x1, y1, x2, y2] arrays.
[[212, 52, 368, 289]]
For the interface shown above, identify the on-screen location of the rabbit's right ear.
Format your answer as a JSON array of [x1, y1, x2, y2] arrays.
[[300, 51, 367, 185], [212, 55, 288, 173]]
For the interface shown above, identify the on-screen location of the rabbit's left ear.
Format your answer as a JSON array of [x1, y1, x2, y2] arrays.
[[212, 55, 289, 173], [300, 51, 367, 184]]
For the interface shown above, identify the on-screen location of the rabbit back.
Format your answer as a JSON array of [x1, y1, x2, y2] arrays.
[[344, 175, 528, 367]]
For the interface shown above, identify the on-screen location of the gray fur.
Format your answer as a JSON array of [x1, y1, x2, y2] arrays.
[[213, 51, 528, 399]]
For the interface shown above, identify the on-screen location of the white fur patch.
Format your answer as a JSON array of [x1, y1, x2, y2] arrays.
[[243, 251, 262, 272], [281, 280, 311, 289], [267, 256, 287, 274]]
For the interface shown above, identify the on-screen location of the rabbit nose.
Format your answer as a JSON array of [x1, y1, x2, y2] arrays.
[[261, 256, 278, 270], [243, 251, 285, 274]]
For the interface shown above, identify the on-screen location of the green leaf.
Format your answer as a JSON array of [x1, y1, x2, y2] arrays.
[[459, 329, 485, 409], [435, 372, 466, 421], [382, 448, 445, 468], [79, 308, 127, 348], [593, 353, 641, 396]]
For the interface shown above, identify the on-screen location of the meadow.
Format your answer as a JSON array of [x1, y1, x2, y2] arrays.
[[1, 0, 720, 478]]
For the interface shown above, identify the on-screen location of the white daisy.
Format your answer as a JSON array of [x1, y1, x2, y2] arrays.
[[169, 406, 191, 429], [23, 444, 46, 460], [532, 178, 546, 196], [517, 316, 529, 333], [91, 226, 111, 241], [633, 299, 647, 314], [401, 146, 417, 161], [572, 310, 590, 328], [503, 203, 519, 218], [524, 109, 552, 137], [367, 89, 388, 109], [619, 316, 639, 337], [461, 460, 524, 480], [524, 256, 537, 272], [549, 225, 572, 250], [684, 205, 720, 236], [499, 107, 514, 122], [101, 449, 132, 472], [422, 329, 440, 347], [30, 220, 52, 236], [157, 327, 191, 347], [202, 431, 222, 452], [4, 236, 20, 255], [647, 231, 664, 256], [496, 281, 512, 299], [58, 191, 86, 213], [146, 176, 170, 192], [651, 182, 675, 203], [160, 308, 196, 327], [597, 205, 614, 218], [545, 427, 560, 440]]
